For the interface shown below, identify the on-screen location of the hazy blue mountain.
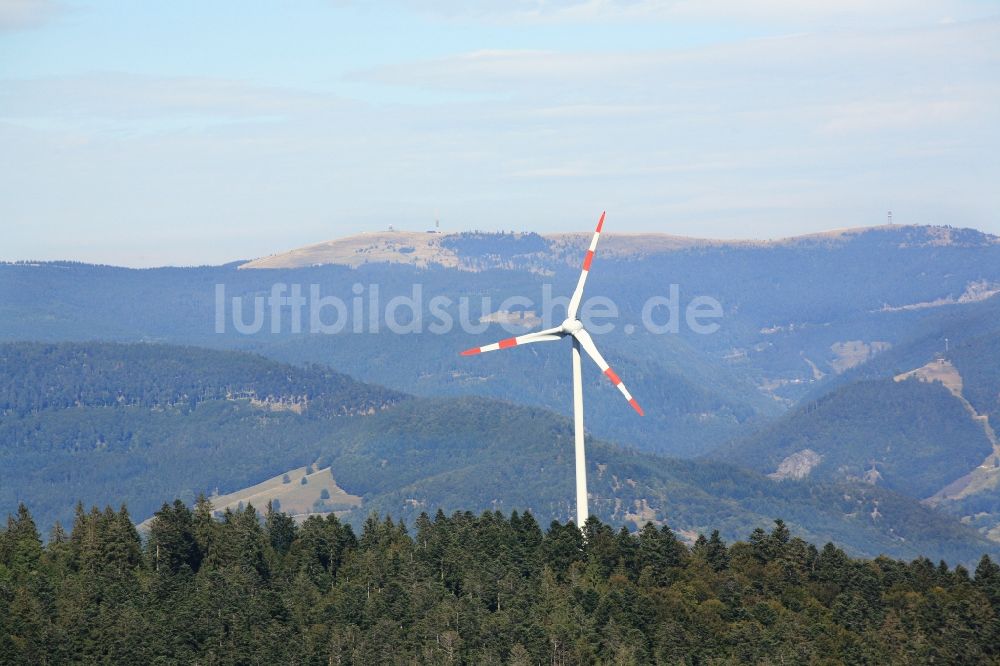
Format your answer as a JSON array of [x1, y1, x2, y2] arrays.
[[714, 378, 994, 500], [2, 224, 999, 459], [0, 259, 775, 457], [797, 291, 1000, 404], [945, 332, 1000, 422], [715, 319, 1000, 543]]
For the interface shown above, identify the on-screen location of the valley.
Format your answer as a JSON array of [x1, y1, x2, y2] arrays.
[[1, 340, 997, 566]]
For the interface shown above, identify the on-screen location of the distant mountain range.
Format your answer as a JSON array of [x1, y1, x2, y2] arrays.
[[238, 224, 999, 271], [3, 223, 1000, 559]]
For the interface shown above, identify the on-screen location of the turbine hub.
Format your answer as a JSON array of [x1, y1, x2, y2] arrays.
[[561, 318, 583, 333]]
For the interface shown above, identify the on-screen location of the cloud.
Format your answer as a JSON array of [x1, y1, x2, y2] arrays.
[[354, 49, 631, 92], [357, 18, 999, 99], [0, 0, 65, 31], [0, 73, 346, 123], [352, 17, 1000, 152], [820, 97, 978, 135], [397, 0, 993, 26]]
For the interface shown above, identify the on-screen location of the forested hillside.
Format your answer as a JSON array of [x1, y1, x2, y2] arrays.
[[0, 342, 403, 416], [317, 396, 999, 565], [798, 293, 1000, 405], [1, 341, 996, 564], [717, 377, 995, 499], [0, 342, 401, 531], [2, 501, 999, 664], [950, 332, 1000, 421]]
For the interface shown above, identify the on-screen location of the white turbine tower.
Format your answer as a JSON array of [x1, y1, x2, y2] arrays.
[[460, 212, 643, 527]]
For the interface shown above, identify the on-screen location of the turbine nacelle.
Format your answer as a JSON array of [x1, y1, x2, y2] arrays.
[[560, 318, 584, 334]]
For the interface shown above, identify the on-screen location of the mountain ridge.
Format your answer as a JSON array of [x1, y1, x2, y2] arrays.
[[239, 224, 1000, 270]]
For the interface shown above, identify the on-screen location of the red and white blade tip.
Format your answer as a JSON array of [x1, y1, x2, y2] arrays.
[[460, 337, 519, 356], [596, 211, 606, 233], [602, 367, 643, 416]]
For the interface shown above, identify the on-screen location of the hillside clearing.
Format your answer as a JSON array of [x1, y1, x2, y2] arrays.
[[138, 464, 362, 530]]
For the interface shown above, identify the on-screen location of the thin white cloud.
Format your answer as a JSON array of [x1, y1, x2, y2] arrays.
[[352, 18, 1000, 153], [398, 0, 994, 26], [0, 73, 347, 122], [0, 0, 65, 31], [357, 19, 999, 98], [820, 97, 979, 135]]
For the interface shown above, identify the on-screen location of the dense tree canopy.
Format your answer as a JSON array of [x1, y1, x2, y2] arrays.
[[2, 500, 999, 664]]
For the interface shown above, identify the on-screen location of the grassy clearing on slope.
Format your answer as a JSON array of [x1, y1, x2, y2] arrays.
[[138, 464, 361, 530]]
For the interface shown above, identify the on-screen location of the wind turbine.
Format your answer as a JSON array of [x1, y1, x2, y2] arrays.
[[460, 212, 643, 527]]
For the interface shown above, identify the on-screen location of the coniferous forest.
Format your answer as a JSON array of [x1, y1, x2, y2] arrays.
[[3, 500, 1000, 665]]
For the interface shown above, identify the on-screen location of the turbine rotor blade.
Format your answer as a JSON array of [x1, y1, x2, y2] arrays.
[[460, 326, 565, 356], [572, 328, 644, 415], [567, 211, 605, 320]]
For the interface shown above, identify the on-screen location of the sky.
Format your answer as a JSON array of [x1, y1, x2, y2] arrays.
[[1, 0, 998, 266]]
